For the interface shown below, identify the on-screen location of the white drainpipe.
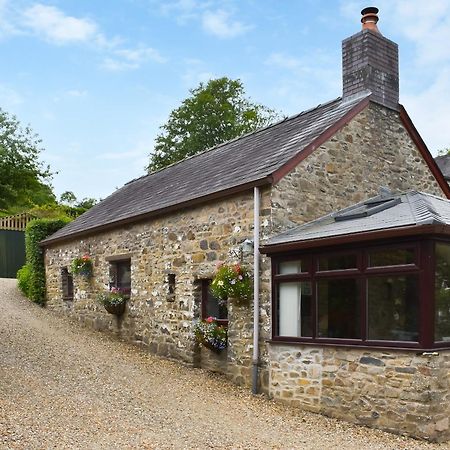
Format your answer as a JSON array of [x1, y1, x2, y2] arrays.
[[252, 186, 260, 394]]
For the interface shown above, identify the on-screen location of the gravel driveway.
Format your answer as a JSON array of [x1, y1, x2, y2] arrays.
[[0, 278, 448, 449]]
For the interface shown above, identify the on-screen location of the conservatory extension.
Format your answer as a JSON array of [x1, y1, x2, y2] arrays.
[[261, 190, 450, 441]]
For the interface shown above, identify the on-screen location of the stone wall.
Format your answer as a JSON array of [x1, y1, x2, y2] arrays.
[[268, 344, 450, 442], [45, 192, 257, 384]]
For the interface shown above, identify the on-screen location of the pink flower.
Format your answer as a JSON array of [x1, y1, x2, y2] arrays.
[[206, 316, 214, 323], [82, 254, 90, 261]]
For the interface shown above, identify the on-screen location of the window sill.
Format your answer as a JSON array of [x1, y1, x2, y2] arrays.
[[266, 339, 450, 352]]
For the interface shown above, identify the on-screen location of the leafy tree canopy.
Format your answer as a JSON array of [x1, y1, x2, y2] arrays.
[[0, 109, 55, 212], [60, 191, 77, 205], [147, 77, 280, 172]]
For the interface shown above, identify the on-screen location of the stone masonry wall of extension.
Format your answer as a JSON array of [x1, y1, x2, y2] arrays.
[[268, 345, 450, 442]]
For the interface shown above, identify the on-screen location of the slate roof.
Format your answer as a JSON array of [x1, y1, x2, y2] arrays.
[[263, 190, 450, 249], [435, 155, 450, 181], [42, 93, 370, 245]]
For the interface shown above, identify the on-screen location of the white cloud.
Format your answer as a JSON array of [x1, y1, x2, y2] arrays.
[[201, 9, 251, 38], [0, 83, 23, 108], [22, 4, 98, 45], [266, 53, 303, 70], [158, 1, 252, 39], [181, 58, 215, 87], [403, 68, 450, 153], [53, 89, 88, 102], [101, 46, 167, 71], [159, 0, 209, 24], [66, 89, 87, 98], [116, 47, 166, 64], [0, 0, 19, 37]]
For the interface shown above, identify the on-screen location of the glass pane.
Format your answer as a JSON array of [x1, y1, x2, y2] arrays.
[[318, 254, 357, 271], [205, 286, 228, 320], [368, 275, 419, 341], [279, 259, 310, 274], [435, 243, 450, 341], [317, 279, 360, 338], [117, 261, 131, 291], [369, 248, 414, 267], [278, 282, 312, 337]]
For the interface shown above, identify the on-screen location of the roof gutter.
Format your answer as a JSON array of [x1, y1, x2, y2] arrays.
[[40, 177, 273, 247]]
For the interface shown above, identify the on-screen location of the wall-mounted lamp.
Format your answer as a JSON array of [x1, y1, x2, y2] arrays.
[[241, 239, 254, 254]]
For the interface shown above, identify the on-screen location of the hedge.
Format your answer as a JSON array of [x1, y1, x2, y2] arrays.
[[22, 218, 70, 305], [17, 264, 32, 297]]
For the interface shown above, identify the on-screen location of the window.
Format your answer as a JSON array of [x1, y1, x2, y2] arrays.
[[109, 259, 131, 295], [201, 279, 228, 325], [273, 244, 425, 348], [167, 273, 176, 302], [367, 275, 419, 341], [61, 267, 73, 300], [435, 243, 450, 342], [317, 278, 360, 339], [278, 282, 312, 337]]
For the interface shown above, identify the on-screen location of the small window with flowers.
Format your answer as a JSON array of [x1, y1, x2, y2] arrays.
[[270, 241, 445, 349], [109, 259, 131, 297]]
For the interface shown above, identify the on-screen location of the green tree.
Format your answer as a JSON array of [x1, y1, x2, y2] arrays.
[[76, 197, 97, 209], [0, 109, 54, 212], [147, 77, 279, 172], [60, 191, 77, 205]]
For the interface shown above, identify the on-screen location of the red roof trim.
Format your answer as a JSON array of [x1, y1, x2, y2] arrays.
[[271, 96, 371, 183], [399, 105, 450, 199]]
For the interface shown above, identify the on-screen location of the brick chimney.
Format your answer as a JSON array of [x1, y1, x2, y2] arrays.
[[342, 7, 399, 110]]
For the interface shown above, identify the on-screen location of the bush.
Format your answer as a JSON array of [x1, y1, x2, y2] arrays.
[[17, 264, 32, 297], [24, 218, 70, 305]]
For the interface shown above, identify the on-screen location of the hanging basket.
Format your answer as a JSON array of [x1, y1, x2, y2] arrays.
[[201, 339, 227, 353], [104, 301, 126, 316]]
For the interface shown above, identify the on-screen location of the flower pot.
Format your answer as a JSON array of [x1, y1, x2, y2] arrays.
[[202, 339, 226, 353], [79, 268, 92, 278], [104, 301, 126, 316]]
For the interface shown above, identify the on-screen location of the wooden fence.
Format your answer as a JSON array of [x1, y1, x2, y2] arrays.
[[0, 213, 35, 231]]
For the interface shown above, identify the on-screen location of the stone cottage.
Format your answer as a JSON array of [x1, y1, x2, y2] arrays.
[[42, 7, 450, 441]]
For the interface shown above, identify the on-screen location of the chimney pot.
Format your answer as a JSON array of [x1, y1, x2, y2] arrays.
[[361, 6, 380, 33]]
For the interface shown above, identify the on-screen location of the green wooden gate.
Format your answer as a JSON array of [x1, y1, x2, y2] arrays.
[[0, 213, 34, 278], [0, 230, 25, 278]]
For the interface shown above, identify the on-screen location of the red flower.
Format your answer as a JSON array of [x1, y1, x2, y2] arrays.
[[82, 254, 90, 261]]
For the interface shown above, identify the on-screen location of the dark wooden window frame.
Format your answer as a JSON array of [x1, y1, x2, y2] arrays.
[[271, 237, 450, 350], [201, 279, 228, 327], [109, 258, 131, 296]]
